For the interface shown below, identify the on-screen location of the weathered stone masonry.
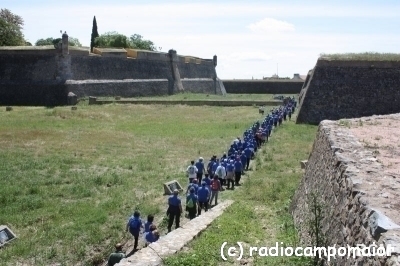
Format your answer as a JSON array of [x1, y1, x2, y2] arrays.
[[291, 114, 400, 265], [0, 34, 224, 106], [223, 79, 303, 94]]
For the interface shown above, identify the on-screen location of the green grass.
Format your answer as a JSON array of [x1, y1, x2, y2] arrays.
[[95, 92, 295, 102], [164, 118, 318, 265], [319, 52, 400, 61], [0, 103, 269, 266]]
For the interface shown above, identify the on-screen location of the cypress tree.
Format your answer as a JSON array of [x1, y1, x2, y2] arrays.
[[90, 16, 99, 53]]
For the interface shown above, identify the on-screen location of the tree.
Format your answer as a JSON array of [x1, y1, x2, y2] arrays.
[[0, 9, 25, 46], [94, 31, 130, 48], [0, 8, 23, 29], [35, 37, 82, 47], [35, 37, 55, 46], [129, 34, 157, 51], [94, 32, 158, 51], [68, 37, 82, 47], [90, 16, 99, 52]]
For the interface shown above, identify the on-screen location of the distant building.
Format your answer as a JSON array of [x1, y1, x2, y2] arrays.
[[292, 73, 305, 80], [263, 74, 289, 80], [262, 73, 305, 81]]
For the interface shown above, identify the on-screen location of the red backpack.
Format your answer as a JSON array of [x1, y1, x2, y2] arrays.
[[211, 179, 219, 190]]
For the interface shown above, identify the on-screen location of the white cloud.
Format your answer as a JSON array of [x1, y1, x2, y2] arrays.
[[248, 18, 295, 33]]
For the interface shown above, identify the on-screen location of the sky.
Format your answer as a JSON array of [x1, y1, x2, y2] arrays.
[[3, 0, 400, 79]]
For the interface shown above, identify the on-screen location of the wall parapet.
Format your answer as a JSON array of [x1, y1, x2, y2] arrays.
[[291, 114, 400, 265]]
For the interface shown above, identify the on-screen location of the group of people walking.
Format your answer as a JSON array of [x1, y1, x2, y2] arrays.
[[109, 97, 297, 265], [166, 97, 297, 233]]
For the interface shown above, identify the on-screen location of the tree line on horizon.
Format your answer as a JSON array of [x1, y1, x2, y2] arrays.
[[0, 9, 158, 52]]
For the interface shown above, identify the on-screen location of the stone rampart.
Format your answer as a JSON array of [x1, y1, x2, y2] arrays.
[[296, 57, 400, 125], [69, 56, 173, 80], [222, 80, 303, 94], [291, 114, 400, 265], [65, 80, 170, 98], [181, 79, 217, 94], [0, 41, 222, 105], [0, 53, 68, 106]]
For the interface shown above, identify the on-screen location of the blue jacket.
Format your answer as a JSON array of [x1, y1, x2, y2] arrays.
[[240, 154, 247, 164], [187, 183, 199, 194], [145, 232, 159, 243], [234, 161, 242, 172], [221, 161, 227, 169], [203, 177, 211, 186], [197, 186, 210, 202], [212, 162, 219, 172], [195, 161, 204, 173], [144, 221, 152, 233], [168, 195, 181, 206], [242, 141, 248, 149], [244, 147, 252, 158], [207, 160, 214, 172], [128, 216, 142, 234]]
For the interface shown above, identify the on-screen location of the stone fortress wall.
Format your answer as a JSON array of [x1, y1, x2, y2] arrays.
[[292, 55, 400, 264], [223, 79, 303, 94], [296, 57, 400, 125], [291, 114, 400, 265], [0, 33, 225, 106]]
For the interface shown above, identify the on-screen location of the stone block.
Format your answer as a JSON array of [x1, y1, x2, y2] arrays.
[[67, 92, 78, 105], [163, 180, 183, 195], [71, 106, 77, 111], [300, 160, 308, 169], [369, 209, 400, 237], [0, 225, 17, 247], [88, 96, 97, 105], [5, 106, 12, 111]]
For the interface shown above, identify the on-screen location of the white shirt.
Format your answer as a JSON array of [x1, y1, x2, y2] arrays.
[[186, 165, 198, 179], [215, 165, 226, 179]]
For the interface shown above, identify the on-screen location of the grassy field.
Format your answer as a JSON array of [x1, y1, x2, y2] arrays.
[[95, 93, 295, 102], [164, 116, 318, 265], [0, 103, 270, 266]]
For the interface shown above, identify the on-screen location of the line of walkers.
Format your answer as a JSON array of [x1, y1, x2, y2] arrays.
[[166, 97, 297, 232], [110, 97, 297, 265]]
